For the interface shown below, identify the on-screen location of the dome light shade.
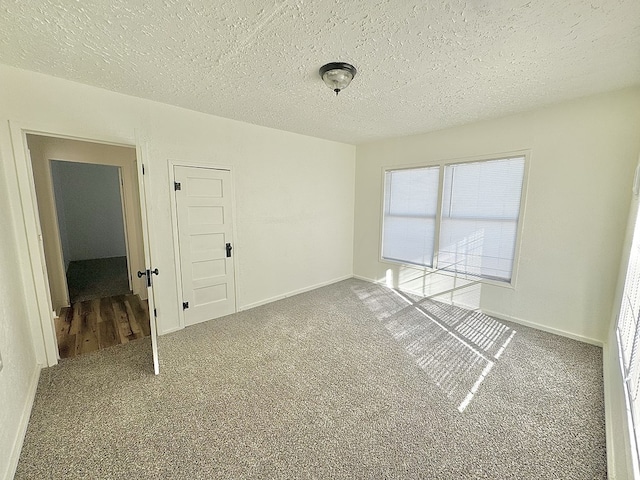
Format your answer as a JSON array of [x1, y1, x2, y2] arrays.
[[319, 62, 357, 95]]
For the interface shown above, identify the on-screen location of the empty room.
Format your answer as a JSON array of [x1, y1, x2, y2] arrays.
[[1, 1, 639, 479]]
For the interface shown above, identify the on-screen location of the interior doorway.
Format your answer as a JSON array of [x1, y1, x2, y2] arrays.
[[50, 160, 131, 303], [26, 134, 151, 359]]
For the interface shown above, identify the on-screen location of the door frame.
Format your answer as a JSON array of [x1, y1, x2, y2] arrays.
[[8, 120, 156, 368], [167, 159, 240, 329], [116, 165, 134, 293]]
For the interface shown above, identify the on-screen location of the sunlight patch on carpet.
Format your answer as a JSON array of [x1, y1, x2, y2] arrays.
[[353, 283, 516, 411]]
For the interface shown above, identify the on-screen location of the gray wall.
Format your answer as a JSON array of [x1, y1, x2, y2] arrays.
[[50, 161, 127, 263]]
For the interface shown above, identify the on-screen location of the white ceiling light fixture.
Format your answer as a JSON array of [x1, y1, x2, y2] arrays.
[[319, 62, 357, 95]]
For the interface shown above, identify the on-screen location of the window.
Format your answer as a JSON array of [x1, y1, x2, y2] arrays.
[[382, 155, 526, 284], [382, 166, 440, 267], [617, 195, 640, 463]]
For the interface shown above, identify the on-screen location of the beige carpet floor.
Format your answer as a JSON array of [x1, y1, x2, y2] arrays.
[[15, 279, 606, 479]]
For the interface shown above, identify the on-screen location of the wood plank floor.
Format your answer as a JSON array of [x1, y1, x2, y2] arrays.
[[55, 294, 151, 359]]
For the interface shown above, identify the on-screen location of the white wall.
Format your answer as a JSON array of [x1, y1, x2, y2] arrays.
[[50, 161, 127, 262], [0, 63, 355, 337], [354, 87, 640, 345], [0, 124, 40, 479], [0, 63, 355, 479]]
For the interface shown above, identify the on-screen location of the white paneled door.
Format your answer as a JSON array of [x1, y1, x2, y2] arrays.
[[174, 166, 236, 326]]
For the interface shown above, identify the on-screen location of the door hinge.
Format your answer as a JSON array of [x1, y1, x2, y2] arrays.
[[142, 164, 145, 175], [154, 308, 157, 318], [174, 181, 181, 191], [183, 302, 189, 310]]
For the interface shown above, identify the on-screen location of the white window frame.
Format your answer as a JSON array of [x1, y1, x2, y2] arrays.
[[379, 151, 530, 288], [615, 165, 640, 471]]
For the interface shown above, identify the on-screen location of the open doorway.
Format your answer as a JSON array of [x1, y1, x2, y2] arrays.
[[27, 134, 151, 359], [51, 161, 131, 302]]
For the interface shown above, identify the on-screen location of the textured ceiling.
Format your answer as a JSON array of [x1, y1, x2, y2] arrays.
[[1, 0, 639, 144]]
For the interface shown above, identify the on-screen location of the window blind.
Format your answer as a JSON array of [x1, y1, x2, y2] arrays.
[[439, 157, 525, 282], [382, 166, 440, 267]]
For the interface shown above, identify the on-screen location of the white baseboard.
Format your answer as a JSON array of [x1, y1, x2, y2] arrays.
[[239, 274, 353, 311], [482, 308, 603, 347], [4, 365, 41, 480], [158, 326, 183, 336], [353, 274, 379, 283], [353, 274, 603, 347]]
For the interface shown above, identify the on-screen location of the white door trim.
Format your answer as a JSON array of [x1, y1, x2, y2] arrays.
[[9, 122, 57, 366], [116, 166, 134, 293], [167, 159, 240, 329], [7, 120, 153, 367]]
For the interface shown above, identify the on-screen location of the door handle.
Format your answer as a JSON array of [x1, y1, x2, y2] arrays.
[[137, 268, 158, 287], [138, 268, 159, 277], [226, 243, 233, 258]]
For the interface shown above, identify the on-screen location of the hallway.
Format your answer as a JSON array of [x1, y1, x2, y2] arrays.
[[66, 256, 130, 303]]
